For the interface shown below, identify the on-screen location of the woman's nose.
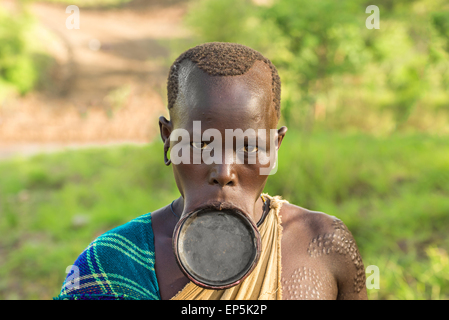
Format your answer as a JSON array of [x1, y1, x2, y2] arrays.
[[208, 162, 237, 187]]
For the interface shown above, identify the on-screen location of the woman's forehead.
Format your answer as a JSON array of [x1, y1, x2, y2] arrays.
[[172, 60, 277, 130]]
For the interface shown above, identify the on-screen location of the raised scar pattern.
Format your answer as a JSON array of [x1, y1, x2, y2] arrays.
[[307, 219, 365, 293], [282, 266, 332, 300]]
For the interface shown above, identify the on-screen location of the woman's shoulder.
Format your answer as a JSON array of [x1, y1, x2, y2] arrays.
[[54, 212, 161, 300]]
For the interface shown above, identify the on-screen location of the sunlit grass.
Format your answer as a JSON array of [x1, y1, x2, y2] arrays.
[[0, 130, 448, 299]]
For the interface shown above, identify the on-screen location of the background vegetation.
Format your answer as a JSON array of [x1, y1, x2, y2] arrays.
[[1, 133, 448, 300], [0, 0, 448, 300], [0, 5, 38, 99], [184, 0, 449, 135]]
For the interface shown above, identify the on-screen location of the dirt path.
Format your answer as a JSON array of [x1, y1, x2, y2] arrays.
[[0, 0, 193, 160]]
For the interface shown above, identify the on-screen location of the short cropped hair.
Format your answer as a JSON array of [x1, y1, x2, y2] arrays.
[[167, 42, 281, 119]]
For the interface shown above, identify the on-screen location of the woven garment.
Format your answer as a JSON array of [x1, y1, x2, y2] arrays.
[[171, 194, 288, 300], [54, 194, 287, 300], [54, 212, 161, 300]]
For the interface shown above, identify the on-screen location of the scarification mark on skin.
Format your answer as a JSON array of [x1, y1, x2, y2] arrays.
[[307, 219, 365, 293], [282, 267, 333, 300]]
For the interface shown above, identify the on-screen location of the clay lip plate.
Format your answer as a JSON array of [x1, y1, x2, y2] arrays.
[[173, 208, 261, 290]]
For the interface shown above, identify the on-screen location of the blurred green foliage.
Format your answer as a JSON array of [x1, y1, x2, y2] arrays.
[[0, 0, 135, 100], [185, 0, 449, 134], [0, 7, 38, 97], [0, 131, 448, 299]]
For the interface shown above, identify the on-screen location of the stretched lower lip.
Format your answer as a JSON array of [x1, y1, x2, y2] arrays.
[[172, 206, 261, 290]]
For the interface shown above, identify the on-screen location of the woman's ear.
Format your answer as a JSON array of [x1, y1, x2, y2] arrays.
[[159, 116, 172, 143], [276, 126, 288, 149]]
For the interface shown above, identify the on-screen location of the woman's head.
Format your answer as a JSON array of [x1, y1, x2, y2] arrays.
[[159, 42, 287, 220]]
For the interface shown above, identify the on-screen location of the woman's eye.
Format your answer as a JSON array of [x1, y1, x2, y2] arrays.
[[191, 142, 210, 150], [243, 145, 258, 153]]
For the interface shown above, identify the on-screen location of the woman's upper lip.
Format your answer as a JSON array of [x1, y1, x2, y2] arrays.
[[185, 200, 247, 216]]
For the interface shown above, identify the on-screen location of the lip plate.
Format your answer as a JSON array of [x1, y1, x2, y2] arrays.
[[172, 207, 262, 290]]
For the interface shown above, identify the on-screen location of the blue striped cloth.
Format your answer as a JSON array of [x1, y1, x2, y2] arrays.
[[54, 213, 161, 300]]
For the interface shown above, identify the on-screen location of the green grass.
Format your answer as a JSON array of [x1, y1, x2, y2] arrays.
[[266, 130, 449, 299], [0, 130, 448, 299]]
